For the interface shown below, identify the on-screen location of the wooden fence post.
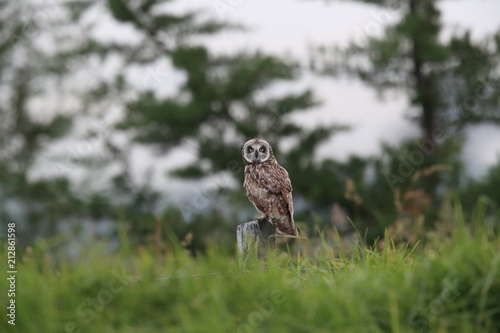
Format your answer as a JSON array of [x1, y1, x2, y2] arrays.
[[237, 218, 275, 266]]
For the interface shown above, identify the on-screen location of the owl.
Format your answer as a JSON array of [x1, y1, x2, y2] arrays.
[[242, 138, 299, 237]]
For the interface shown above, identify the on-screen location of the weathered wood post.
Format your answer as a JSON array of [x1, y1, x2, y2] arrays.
[[237, 218, 275, 266]]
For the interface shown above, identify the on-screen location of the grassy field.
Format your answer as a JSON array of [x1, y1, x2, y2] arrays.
[[1, 205, 499, 333]]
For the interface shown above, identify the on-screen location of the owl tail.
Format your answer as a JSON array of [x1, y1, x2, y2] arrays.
[[273, 216, 299, 237]]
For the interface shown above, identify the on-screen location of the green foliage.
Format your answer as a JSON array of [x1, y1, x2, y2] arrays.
[[1, 207, 499, 332], [462, 158, 500, 214], [107, 0, 136, 23], [118, 47, 325, 180], [97, 1, 334, 190], [0, 1, 91, 245], [311, 0, 500, 226]]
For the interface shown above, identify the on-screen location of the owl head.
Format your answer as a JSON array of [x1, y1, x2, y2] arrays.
[[242, 138, 274, 164]]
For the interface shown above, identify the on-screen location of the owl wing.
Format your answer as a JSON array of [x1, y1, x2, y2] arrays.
[[243, 171, 272, 215], [258, 163, 292, 193], [281, 188, 294, 217], [244, 163, 297, 236], [258, 163, 293, 215]]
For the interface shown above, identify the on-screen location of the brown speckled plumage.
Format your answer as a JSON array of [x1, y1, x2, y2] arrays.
[[242, 138, 298, 237]]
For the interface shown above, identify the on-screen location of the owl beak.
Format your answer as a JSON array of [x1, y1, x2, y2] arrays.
[[255, 151, 258, 159]]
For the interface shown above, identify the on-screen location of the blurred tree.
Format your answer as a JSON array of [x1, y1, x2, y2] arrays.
[[312, 0, 500, 198], [108, 1, 343, 173], [0, 1, 92, 244], [98, 0, 349, 221], [462, 157, 500, 213], [0, 2, 73, 172], [0, 0, 350, 250], [314, 0, 500, 142]]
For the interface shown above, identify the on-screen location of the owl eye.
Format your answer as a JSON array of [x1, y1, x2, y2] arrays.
[[259, 147, 265, 153], [248, 147, 254, 153]]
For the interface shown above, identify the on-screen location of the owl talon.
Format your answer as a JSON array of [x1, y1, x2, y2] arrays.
[[256, 216, 267, 222]]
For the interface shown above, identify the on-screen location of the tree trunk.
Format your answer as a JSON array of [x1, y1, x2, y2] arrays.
[[409, 0, 436, 145], [409, 0, 440, 199], [236, 218, 275, 267]]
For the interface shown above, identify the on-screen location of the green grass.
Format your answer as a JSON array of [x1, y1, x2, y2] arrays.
[[1, 210, 499, 333]]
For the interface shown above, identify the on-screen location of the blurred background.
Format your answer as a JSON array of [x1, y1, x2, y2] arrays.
[[1, 0, 499, 256]]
